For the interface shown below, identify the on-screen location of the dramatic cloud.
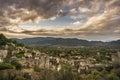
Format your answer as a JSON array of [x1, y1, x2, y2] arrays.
[[0, 0, 68, 27], [0, 0, 120, 41]]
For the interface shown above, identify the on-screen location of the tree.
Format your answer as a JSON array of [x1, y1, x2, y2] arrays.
[[11, 60, 22, 70], [0, 34, 7, 46]]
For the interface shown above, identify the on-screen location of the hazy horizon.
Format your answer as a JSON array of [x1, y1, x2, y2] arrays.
[[9, 36, 120, 42]]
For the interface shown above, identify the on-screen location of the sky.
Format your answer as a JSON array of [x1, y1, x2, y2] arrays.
[[0, 0, 120, 41]]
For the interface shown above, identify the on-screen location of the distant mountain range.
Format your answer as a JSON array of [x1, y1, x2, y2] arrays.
[[13, 37, 120, 47]]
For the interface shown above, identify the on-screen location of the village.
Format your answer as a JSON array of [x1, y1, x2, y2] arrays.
[[0, 43, 120, 74]]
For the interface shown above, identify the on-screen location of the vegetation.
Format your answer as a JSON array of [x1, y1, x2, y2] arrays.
[[11, 60, 22, 70], [59, 65, 81, 80], [16, 50, 25, 58], [84, 69, 120, 80], [35, 46, 119, 58], [34, 65, 41, 72], [14, 37, 120, 47], [0, 34, 120, 80], [0, 33, 25, 48], [12, 40, 25, 47], [0, 34, 9, 46], [0, 68, 119, 80], [0, 63, 13, 70]]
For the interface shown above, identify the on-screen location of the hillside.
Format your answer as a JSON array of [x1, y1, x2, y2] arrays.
[[0, 34, 120, 80], [13, 37, 120, 47]]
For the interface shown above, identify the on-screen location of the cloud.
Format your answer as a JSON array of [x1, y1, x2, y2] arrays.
[[73, 21, 83, 25], [0, 0, 120, 41], [0, 0, 68, 28]]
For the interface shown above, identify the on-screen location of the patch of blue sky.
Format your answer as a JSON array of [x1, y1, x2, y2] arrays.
[[20, 14, 84, 29]]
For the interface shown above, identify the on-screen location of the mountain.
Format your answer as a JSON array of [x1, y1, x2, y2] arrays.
[[13, 37, 120, 47]]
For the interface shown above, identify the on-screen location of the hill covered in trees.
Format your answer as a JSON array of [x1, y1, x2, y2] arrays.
[[13, 37, 120, 47]]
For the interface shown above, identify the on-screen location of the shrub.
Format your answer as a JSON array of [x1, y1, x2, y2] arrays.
[[16, 50, 25, 58], [11, 60, 22, 70], [107, 72, 120, 80], [0, 63, 13, 70], [14, 76, 26, 80]]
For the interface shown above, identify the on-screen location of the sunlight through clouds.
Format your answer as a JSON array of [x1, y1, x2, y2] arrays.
[[0, 0, 119, 41]]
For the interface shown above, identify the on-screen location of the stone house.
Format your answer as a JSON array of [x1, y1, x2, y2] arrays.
[[24, 53, 32, 58], [0, 57, 3, 63], [0, 50, 8, 58]]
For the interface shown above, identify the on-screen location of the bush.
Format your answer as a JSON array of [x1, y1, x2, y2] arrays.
[[0, 63, 13, 70], [107, 72, 120, 80], [59, 65, 81, 80], [16, 50, 25, 58], [34, 65, 41, 72], [11, 60, 22, 70], [14, 76, 26, 80]]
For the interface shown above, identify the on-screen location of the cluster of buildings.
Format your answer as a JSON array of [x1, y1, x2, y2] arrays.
[[0, 44, 120, 73]]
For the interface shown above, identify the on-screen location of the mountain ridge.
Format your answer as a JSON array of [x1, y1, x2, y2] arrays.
[[12, 37, 120, 46]]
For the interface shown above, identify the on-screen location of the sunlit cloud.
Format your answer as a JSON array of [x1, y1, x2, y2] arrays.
[[0, 0, 120, 41]]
